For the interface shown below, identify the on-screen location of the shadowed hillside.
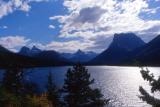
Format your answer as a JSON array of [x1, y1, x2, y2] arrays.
[[89, 33, 145, 65]]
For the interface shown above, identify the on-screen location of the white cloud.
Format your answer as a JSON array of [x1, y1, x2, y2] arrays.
[[26, 39, 95, 53], [0, 35, 95, 53], [51, 0, 155, 38], [0, 26, 8, 29], [1, 0, 159, 53], [0, 0, 48, 19], [45, 40, 94, 52], [73, 6, 106, 24], [48, 24, 55, 29], [0, 36, 30, 51], [3, 26, 8, 29], [29, 42, 46, 50], [49, 0, 160, 52], [28, 40, 94, 53]]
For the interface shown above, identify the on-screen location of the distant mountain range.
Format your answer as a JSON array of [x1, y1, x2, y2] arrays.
[[0, 45, 49, 68], [0, 32, 160, 67], [18, 46, 97, 65], [18, 46, 70, 66], [61, 49, 97, 62]]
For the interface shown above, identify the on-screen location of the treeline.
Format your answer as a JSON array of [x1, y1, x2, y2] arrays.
[[0, 64, 109, 107]]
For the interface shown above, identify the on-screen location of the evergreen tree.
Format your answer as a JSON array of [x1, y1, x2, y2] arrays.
[[1, 67, 39, 107], [46, 72, 60, 107], [2, 67, 38, 96], [62, 64, 109, 107], [2, 67, 24, 95], [139, 68, 160, 107]]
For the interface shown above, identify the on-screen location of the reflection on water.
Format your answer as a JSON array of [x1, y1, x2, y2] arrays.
[[88, 66, 149, 107], [22, 66, 160, 107]]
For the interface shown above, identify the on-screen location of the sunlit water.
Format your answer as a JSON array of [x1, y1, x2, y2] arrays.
[[3, 66, 160, 107]]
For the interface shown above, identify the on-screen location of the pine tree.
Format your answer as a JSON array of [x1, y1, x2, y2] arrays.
[[2, 67, 24, 95], [62, 64, 109, 107], [2, 67, 38, 96], [139, 68, 160, 107], [1, 67, 39, 107], [46, 72, 60, 107]]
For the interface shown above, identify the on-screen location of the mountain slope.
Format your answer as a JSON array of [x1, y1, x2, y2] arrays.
[[129, 35, 160, 66], [34, 50, 70, 65], [19, 46, 41, 56], [61, 49, 97, 63], [90, 33, 145, 65], [0, 45, 48, 68], [18, 46, 71, 65]]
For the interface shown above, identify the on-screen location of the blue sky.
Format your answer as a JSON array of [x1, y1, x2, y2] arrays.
[[0, 0, 160, 53]]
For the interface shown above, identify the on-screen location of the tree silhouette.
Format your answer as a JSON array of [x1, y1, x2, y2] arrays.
[[139, 68, 160, 107], [2, 67, 24, 95], [46, 72, 61, 107], [62, 64, 109, 107], [0, 67, 39, 107]]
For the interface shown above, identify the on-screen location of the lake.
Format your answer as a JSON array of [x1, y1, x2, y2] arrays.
[[14, 66, 160, 107]]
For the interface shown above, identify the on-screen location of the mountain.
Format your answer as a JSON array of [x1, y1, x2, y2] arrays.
[[34, 50, 70, 65], [5, 33, 160, 67], [16, 34, 160, 66], [109, 33, 145, 51], [19, 46, 41, 56], [129, 35, 160, 66], [30, 46, 42, 55], [0, 45, 48, 68], [61, 53, 74, 59], [62, 49, 97, 63], [90, 33, 145, 65], [18, 46, 70, 65], [18, 46, 31, 56], [19, 46, 97, 64]]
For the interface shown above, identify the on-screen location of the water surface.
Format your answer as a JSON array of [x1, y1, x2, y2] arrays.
[[22, 66, 160, 107]]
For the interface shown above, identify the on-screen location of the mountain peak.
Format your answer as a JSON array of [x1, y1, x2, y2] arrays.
[[31, 46, 41, 51], [90, 33, 146, 65], [114, 32, 136, 37], [110, 33, 145, 51], [61, 50, 97, 63], [30, 46, 41, 54], [18, 46, 41, 56], [19, 46, 30, 56], [76, 49, 83, 53]]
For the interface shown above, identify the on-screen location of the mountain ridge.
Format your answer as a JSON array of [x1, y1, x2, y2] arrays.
[[89, 33, 146, 65], [127, 34, 160, 66], [0, 33, 160, 67]]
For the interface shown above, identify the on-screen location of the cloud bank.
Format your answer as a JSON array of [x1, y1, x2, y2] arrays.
[[0, 0, 160, 53], [0, 36, 30, 52], [49, 0, 160, 52]]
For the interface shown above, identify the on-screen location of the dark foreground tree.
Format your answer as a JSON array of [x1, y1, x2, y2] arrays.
[[2, 67, 37, 96], [2, 67, 24, 95], [62, 64, 109, 107], [139, 68, 160, 107], [46, 72, 61, 107], [0, 67, 39, 107]]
